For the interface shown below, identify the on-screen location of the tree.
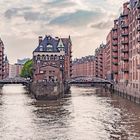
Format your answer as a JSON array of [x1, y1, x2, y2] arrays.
[[20, 59, 33, 78]]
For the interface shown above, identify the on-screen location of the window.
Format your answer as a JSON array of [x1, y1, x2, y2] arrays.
[[42, 55, 46, 60], [47, 44, 53, 51], [39, 45, 43, 51], [59, 55, 63, 60], [46, 55, 49, 60], [50, 55, 54, 60]]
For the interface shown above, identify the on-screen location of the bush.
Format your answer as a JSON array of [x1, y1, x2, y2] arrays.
[[20, 60, 33, 78]]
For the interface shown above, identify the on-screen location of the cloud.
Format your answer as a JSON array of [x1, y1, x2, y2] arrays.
[[4, 7, 50, 22], [0, 0, 127, 63], [4, 7, 31, 19], [49, 10, 105, 27], [90, 20, 113, 29], [46, 0, 76, 7]]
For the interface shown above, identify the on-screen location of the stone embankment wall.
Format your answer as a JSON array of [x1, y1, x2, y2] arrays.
[[30, 81, 70, 100], [112, 84, 140, 104]]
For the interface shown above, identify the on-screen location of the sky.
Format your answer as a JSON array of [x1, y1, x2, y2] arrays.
[[0, 0, 127, 64]]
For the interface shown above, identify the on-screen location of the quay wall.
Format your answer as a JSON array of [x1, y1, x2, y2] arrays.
[[110, 84, 140, 104], [30, 81, 70, 100]]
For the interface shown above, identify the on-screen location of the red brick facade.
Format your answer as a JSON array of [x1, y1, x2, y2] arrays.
[[72, 56, 95, 78], [33, 35, 72, 83], [72, 0, 140, 94], [0, 39, 5, 79]]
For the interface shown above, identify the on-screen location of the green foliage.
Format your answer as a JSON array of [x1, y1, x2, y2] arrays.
[[20, 60, 33, 78]]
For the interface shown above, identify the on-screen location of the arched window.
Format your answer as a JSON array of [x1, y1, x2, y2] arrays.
[[42, 55, 46, 60], [59, 55, 63, 60], [46, 55, 49, 60], [37, 54, 40, 60], [54, 55, 58, 60], [50, 55, 54, 60]]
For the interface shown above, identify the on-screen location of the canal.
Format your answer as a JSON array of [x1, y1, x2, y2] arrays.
[[0, 85, 140, 140]]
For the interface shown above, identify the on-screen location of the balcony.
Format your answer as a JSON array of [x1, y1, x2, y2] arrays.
[[137, 64, 140, 69], [112, 62, 118, 65], [121, 56, 129, 61], [112, 47, 118, 52], [112, 42, 118, 46], [137, 14, 140, 20], [121, 48, 129, 53], [121, 24, 129, 29], [137, 26, 140, 31], [138, 38, 140, 43], [121, 68, 129, 73], [121, 32, 128, 37], [112, 27, 117, 31], [113, 70, 118, 74], [121, 40, 129, 45], [112, 55, 118, 59], [137, 48, 140, 54], [112, 34, 118, 40], [121, 13, 128, 17]]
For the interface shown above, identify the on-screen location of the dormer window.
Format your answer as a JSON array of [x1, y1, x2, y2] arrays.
[[39, 45, 43, 51], [47, 44, 53, 51], [57, 39, 64, 51]]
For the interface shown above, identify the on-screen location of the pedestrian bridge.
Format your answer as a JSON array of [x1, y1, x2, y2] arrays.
[[68, 76, 113, 86], [0, 77, 30, 86]]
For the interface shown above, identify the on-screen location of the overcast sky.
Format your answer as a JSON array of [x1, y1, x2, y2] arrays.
[[0, 0, 126, 64]]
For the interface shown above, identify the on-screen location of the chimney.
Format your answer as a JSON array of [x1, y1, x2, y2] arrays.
[[39, 36, 43, 45]]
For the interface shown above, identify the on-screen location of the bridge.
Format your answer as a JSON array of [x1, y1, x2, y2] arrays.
[[0, 77, 30, 86], [68, 76, 113, 86]]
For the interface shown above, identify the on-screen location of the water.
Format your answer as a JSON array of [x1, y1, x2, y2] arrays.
[[0, 85, 140, 140]]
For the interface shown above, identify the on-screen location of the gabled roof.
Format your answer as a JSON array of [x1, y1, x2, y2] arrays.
[[57, 39, 64, 48], [34, 35, 71, 54], [0, 38, 4, 47]]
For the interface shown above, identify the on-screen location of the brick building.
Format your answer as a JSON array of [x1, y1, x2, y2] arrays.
[[4, 55, 9, 78], [95, 43, 106, 79], [33, 35, 72, 82], [112, 20, 119, 82], [72, 55, 95, 77], [129, 0, 140, 91], [0, 38, 5, 79], [72, 0, 140, 92]]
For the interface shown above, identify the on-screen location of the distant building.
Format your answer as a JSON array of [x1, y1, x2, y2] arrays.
[[33, 35, 72, 82], [15, 64, 23, 77], [17, 58, 30, 65], [9, 58, 31, 78], [92, 0, 140, 94], [0, 38, 5, 79], [95, 43, 106, 79], [9, 64, 23, 78], [9, 64, 17, 78], [4, 55, 9, 78], [72, 55, 95, 78]]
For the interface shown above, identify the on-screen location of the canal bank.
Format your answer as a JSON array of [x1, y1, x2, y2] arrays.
[[112, 84, 140, 104], [103, 82, 140, 104], [30, 81, 70, 100]]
